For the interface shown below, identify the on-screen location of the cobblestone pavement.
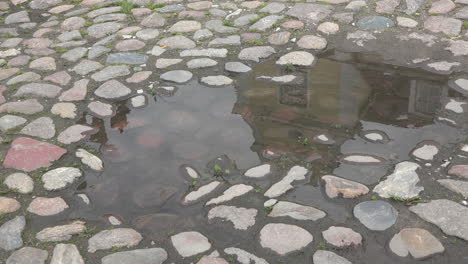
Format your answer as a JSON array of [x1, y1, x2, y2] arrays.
[[1, 0, 468, 263]]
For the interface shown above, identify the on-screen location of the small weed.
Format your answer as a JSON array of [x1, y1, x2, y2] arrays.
[[0, 17, 5, 24], [55, 47, 68, 53], [149, 87, 157, 95], [67, 0, 83, 4], [0, 189, 12, 195], [390, 195, 427, 205], [80, 29, 88, 36], [78, 226, 97, 239], [298, 136, 309, 146], [85, 147, 97, 153], [463, 22, 468, 29], [111, 246, 122, 252], [249, 13, 268, 24], [318, 241, 327, 249], [247, 39, 264, 46], [371, 195, 378, 200], [167, 231, 175, 237], [213, 164, 223, 176], [116, 1, 137, 14], [145, 3, 165, 9], [2, 138, 12, 144], [89, 5, 100, 11], [316, 1, 332, 4], [223, 20, 234, 26], [284, 64, 295, 73], [189, 179, 197, 189], [31, 172, 42, 182], [254, 186, 263, 193], [84, 20, 93, 27], [264, 206, 273, 213]]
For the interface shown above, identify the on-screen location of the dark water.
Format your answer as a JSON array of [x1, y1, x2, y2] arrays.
[[68, 51, 468, 263]]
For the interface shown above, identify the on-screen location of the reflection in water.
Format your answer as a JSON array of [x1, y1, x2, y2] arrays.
[[236, 53, 448, 128], [72, 52, 462, 263], [78, 81, 259, 226]]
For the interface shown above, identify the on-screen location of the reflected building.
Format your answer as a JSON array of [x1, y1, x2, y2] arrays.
[[234, 51, 448, 151]]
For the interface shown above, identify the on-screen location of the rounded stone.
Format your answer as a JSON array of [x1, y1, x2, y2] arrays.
[[6, 247, 48, 264], [94, 80, 131, 100], [259, 223, 313, 255], [51, 103, 77, 119], [322, 175, 369, 198], [160, 70, 193, 83], [208, 205, 257, 230], [50, 244, 84, 264], [29, 57, 56, 71], [115, 39, 145, 51], [448, 165, 468, 179], [268, 32, 291, 45], [297, 35, 327, 50], [317, 22, 339, 34], [411, 142, 439, 161], [101, 248, 168, 264], [322, 226, 362, 248], [313, 250, 351, 264], [20, 117, 55, 139], [0, 197, 21, 214], [187, 58, 218, 69], [4, 173, 34, 193], [389, 228, 444, 259], [88, 228, 143, 253], [3, 137, 67, 172], [282, 20, 304, 29], [225, 62, 252, 73], [168, 20, 201, 32], [27, 197, 69, 216], [136, 29, 159, 40], [88, 101, 114, 118], [0, 216, 25, 251], [171, 231, 211, 257], [0, 115, 27, 132], [397, 17, 418, 28], [276, 51, 316, 66], [36, 221, 86, 242], [42, 167, 82, 191], [201, 75, 233, 86], [356, 16, 395, 30], [353, 200, 398, 231], [157, 36, 196, 49], [62, 16, 85, 30]]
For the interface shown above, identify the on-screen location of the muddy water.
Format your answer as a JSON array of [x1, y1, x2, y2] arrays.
[[68, 51, 467, 263]]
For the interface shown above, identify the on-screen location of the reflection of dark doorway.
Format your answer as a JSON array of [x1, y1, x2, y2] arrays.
[[278, 68, 308, 108], [409, 80, 448, 117], [279, 84, 308, 107]]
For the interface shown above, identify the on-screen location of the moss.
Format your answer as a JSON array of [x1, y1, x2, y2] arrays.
[[246, 39, 264, 46], [145, 3, 165, 9], [55, 47, 68, 53], [222, 20, 234, 26], [116, 1, 138, 14]]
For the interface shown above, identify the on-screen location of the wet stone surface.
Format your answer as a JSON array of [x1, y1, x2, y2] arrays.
[[1, 0, 468, 263]]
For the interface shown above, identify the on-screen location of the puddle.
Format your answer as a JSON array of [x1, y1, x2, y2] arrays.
[[69, 51, 467, 263]]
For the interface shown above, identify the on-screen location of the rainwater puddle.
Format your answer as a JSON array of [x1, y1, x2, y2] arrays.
[[72, 51, 467, 263]]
